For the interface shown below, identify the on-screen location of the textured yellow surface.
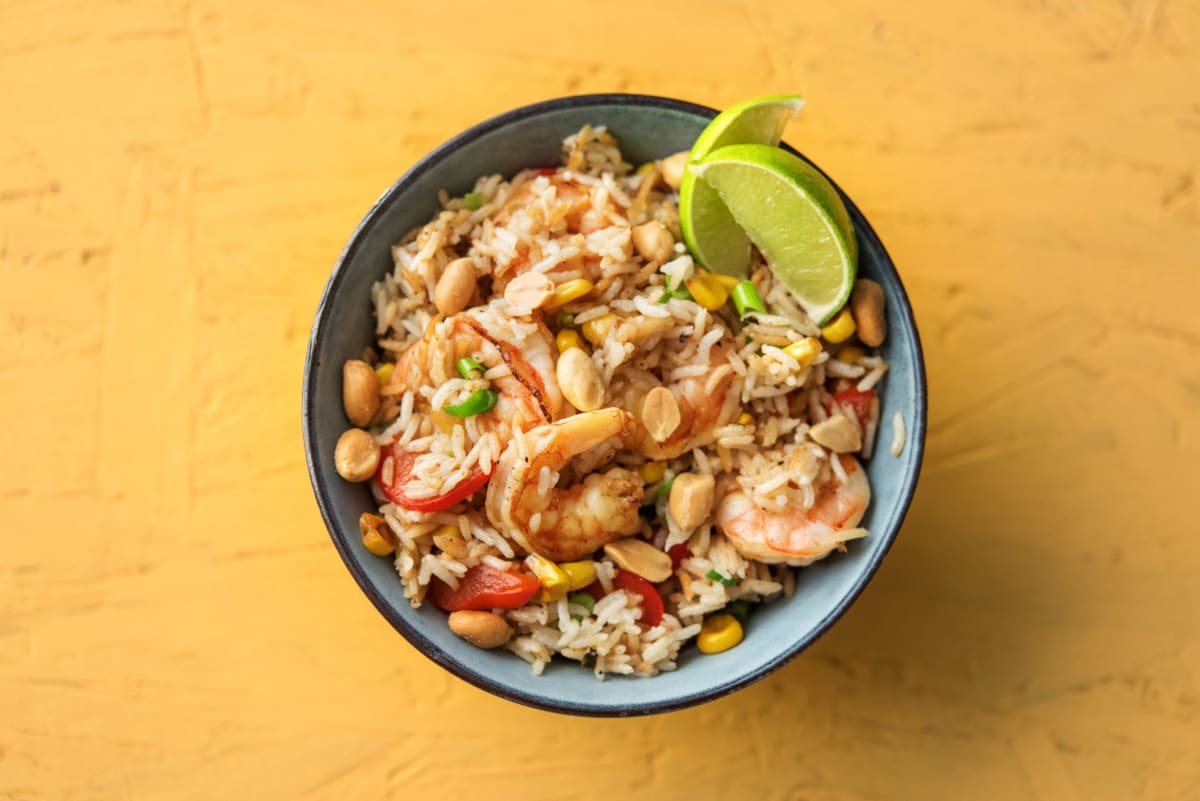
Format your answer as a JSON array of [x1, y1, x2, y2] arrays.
[[2, 1, 1198, 799]]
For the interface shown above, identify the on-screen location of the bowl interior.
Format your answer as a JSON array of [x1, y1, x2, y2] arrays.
[[304, 95, 925, 716]]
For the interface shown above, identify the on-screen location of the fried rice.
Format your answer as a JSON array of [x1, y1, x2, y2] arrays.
[[351, 125, 888, 678]]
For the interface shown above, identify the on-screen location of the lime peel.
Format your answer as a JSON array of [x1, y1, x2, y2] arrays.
[[679, 95, 805, 277], [692, 143, 857, 326]]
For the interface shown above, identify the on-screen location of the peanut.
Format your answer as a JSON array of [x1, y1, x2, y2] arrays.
[[556, 347, 604, 412], [342, 359, 380, 427], [433, 257, 477, 315], [334, 428, 380, 482], [668, 473, 715, 531], [448, 610, 512, 649], [631, 221, 675, 263], [659, 151, 690, 190], [849, 279, 886, 347], [641, 386, 681, 443]]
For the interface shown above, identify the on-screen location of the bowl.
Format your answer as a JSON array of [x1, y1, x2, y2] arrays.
[[302, 93, 927, 716]]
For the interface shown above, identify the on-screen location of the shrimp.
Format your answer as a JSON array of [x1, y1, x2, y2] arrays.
[[611, 338, 745, 460], [390, 304, 564, 433], [485, 408, 643, 562], [715, 454, 871, 566], [495, 171, 618, 236]]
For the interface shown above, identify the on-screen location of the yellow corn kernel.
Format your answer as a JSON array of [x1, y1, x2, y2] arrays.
[[545, 278, 594, 310], [684, 273, 729, 311], [706, 271, 742, 291], [556, 329, 585, 354], [635, 162, 657, 176], [697, 613, 744, 654], [580, 312, 616, 345], [836, 344, 866, 365], [374, 362, 395, 386], [528, 555, 570, 602], [820, 308, 857, 344], [560, 560, 597, 592], [638, 460, 667, 484], [359, 513, 397, 557], [736, 412, 754, 426], [782, 336, 823, 368]]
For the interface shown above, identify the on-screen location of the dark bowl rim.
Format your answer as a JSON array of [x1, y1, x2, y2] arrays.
[[302, 92, 928, 717]]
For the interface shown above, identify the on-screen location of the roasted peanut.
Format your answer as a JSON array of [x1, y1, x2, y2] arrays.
[[434, 257, 477, 315], [849, 279, 886, 347], [631, 221, 675, 263], [641, 386, 681, 443], [659, 151, 690, 190], [603, 538, 673, 583], [342, 359, 380, 427], [808, 414, 862, 453], [334, 428, 380, 482], [668, 472, 715, 531], [504, 271, 554, 310], [556, 347, 604, 412], [432, 525, 469, 560], [448, 610, 512, 649]]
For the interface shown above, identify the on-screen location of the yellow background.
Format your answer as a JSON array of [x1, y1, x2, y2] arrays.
[[2, 1, 1198, 799]]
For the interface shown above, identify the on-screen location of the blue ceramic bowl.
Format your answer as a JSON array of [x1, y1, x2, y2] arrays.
[[303, 94, 926, 716]]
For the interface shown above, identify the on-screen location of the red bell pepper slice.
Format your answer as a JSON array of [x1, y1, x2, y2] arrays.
[[376, 442, 490, 513], [427, 564, 541, 612], [613, 569, 664, 627], [831, 387, 876, 424], [667, 544, 692, 570]]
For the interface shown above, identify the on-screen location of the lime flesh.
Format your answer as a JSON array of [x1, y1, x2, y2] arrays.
[[679, 95, 804, 277], [692, 143, 857, 325]]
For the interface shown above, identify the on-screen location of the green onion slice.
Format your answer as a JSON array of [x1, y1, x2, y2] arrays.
[[568, 592, 596, 620], [455, 356, 484, 380], [443, 388, 498, 417], [706, 569, 736, 586], [731, 280, 766, 317]]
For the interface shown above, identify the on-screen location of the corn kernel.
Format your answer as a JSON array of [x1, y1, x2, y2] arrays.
[[684, 273, 729, 311], [560, 560, 597, 592], [706, 271, 742, 291], [782, 336, 823, 368], [556, 329, 585, 354], [580, 312, 616, 345], [820, 308, 857, 344], [697, 613, 744, 654], [638, 460, 667, 484], [836, 344, 866, 365], [374, 362, 395, 386], [636, 161, 657, 176], [737, 412, 754, 426], [432, 525, 468, 559], [359, 513, 397, 557], [528, 554, 570, 602], [545, 278, 594, 310]]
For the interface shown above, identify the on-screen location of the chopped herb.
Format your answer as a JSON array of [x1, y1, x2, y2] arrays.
[[463, 192, 485, 210], [654, 475, 676, 499], [554, 310, 576, 329], [706, 569, 736, 586]]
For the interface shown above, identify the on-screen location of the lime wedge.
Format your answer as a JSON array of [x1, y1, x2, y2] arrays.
[[679, 95, 805, 277], [691, 143, 857, 325]]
